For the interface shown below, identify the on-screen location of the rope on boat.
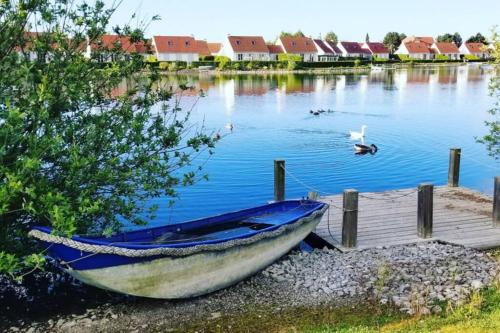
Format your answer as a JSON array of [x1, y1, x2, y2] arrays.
[[28, 204, 328, 258]]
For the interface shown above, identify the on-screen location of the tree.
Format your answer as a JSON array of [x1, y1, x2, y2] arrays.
[[383, 32, 406, 54], [467, 32, 488, 44], [280, 30, 305, 38], [477, 29, 500, 158], [365, 33, 370, 43], [437, 32, 462, 46], [325, 31, 338, 43], [0, 0, 217, 277]]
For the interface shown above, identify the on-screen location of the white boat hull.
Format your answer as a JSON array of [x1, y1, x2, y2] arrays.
[[67, 214, 323, 299]]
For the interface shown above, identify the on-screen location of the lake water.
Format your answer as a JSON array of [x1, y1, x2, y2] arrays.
[[142, 65, 499, 226]]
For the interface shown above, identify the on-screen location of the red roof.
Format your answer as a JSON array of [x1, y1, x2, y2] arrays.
[[207, 42, 222, 54], [267, 44, 284, 54], [325, 40, 342, 54], [339, 41, 369, 54], [92, 35, 139, 52], [313, 39, 333, 54], [433, 42, 459, 54], [195, 40, 211, 56], [364, 42, 389, 54], [279, 36, 317, 53], [402, 36, 435, 45], [153, 36, 198, 53], [227, 36, 268, 53], [464, 42, 486, 53], [404, 41, 431, 53]]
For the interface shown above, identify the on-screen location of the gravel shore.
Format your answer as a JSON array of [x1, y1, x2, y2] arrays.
[[2, 242, 498, 332]]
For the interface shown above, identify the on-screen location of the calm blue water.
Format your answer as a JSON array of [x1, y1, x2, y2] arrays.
[[142, 65, 499, 227]]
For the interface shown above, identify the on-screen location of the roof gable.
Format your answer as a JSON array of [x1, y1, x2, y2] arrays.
[[153, 36, 198, 54], [313, 39, 333, 54], [339, 41, 367, 54], [364, 42, 389, 54], [404, 41, 431, 53], [195, 40, 211, 56], [207, 42, 222, 54], [464, 42, 486, 53], [279, 36, 317, 53], [227, 36, 268, 53], [267, 44, 284, 54], [325, 40, 342, 54], [402, 36, 435, 45], [433, 42, 459, 54]]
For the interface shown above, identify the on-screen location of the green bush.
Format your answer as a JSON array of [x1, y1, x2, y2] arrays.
[[215, 55, 231, 63], [159, 62, 169, 70], [354, 59, 361, 67], [464, 54, 479, 60], [373, 56, 389, 62], [278, 53, 302, 62], [200, 55, 215, 61], [246, 62, 255, 70], [435, 54, 449, 60], [231, 62, 242, 70], [145, 55, 157, 63], [395, 54, 411, 61], [191, 61, 217, 68], [287, 60, 297, 70], [167, 62, 179, 71]]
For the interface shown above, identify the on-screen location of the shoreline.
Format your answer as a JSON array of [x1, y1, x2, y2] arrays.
[[155, 61, 477, 76], [2, 242, 498, 332]]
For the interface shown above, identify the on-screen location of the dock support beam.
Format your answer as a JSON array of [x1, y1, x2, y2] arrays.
[[494, 176, 500, 227], [448, 148, 461, 187], [418, 183, 434, 238], [342, 189, 358, 248], [274, 159, 285, 202]]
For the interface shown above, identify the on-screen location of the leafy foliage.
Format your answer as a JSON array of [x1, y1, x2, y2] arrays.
[[383, 32, 406, 54], [477, 28, 500, 158], [0, 0, 217, 277], [437, 32, 462, 47], [466, 32, 488, 44], [324, 31, 338, 43], [280, 30, 305, 38]]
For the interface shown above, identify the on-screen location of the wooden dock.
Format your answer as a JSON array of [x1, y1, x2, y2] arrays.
[[314, 186, 500, 251]]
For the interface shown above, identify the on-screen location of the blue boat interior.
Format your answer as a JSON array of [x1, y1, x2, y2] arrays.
[[34, 200, 325, 249]]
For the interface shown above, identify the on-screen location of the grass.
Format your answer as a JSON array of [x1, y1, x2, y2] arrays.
[[179, 248, 500, 333]]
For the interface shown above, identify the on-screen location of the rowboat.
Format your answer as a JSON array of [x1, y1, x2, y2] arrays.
[[29, 200, 328, 299]]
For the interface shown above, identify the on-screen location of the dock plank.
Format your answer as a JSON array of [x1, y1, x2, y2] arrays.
[[315, 186, 500, 251]]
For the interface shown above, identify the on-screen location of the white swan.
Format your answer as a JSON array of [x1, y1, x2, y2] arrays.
[[350, 125, 367, 139], [225, 123, 234, 131]]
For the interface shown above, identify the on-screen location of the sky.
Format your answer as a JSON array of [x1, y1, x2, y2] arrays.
[[106, 0, 500, 42]]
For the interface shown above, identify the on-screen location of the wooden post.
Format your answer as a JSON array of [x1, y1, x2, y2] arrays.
[[494, 176, 500, 227], [274, 159, 285, 202], [418, 183, 434, 238], [342, 189, 358, 248], [448, 148, 461, 187]]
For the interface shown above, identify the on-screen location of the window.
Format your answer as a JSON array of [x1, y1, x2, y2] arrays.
[[167, 41, 173, 46], [237, 53, 243, 60], [292, 42, 296, 46], [251, 40, 255, 45], [185, 41, 190, 47], [236, 40, 240, 45]]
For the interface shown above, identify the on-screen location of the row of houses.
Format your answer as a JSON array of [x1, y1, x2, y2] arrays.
[[82, 34, 391, 63], [395, 36, 491, 60], [18, 32, 493, 63]]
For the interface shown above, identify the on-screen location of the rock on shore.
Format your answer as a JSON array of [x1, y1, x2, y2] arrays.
[[3, 242, 499, 332]]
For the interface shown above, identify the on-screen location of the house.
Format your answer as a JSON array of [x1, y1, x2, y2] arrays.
[[430, 42, 460, 60], [361, 42, 390, 59], [277, 36, 318, 62], [337, 41, 372, 59], [195, 40, 211, 58], [395, 41, 432, 60], [267, 44, 284, 61], [313, 39, 338, 62], [459, 42, 489, 59], [401, 36, 435, 46], [87, 34, 150, 62], [219, 35, 270, 61], [152, 35, 199, 63], [207, 42, 223, 56]]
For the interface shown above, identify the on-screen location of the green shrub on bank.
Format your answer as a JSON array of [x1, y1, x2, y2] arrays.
[[278, 54, 302, 62], [373, 56, 389, 62], [464, 54, 480, 60], [435, 54, 449, 60]]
